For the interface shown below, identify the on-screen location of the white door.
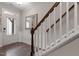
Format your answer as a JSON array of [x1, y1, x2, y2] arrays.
[[2, 15, 16, 46]]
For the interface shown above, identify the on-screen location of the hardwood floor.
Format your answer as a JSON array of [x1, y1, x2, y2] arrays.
[[0, 42, 31, 56]]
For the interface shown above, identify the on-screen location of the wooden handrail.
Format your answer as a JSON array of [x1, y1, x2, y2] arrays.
[[33, 2, 60, 32], [33, 3, 74, 32]]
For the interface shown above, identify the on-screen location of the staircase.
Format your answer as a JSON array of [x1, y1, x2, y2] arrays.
[[31, 2, 79, 56]]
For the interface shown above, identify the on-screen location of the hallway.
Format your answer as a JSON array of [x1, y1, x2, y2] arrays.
[[0, 2, 79, 56]]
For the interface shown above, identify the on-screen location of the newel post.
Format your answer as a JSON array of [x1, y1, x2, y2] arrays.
[[31, 27, 35, 56]]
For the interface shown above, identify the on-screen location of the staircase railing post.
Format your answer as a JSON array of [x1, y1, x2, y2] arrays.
[[31, 27, 35, 56]]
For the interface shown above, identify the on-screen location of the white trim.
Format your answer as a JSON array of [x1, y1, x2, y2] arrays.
[[66, 2, 69, 37], [54, 6, 56, 44], [74, 2, 77, 30], [60, 2, 62, 39]]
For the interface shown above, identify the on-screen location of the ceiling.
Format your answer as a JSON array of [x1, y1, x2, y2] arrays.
[[6, 2, 53, 10]]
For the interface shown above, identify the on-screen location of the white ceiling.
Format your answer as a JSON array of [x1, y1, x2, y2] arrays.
[[6, 2, 53, 10]]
